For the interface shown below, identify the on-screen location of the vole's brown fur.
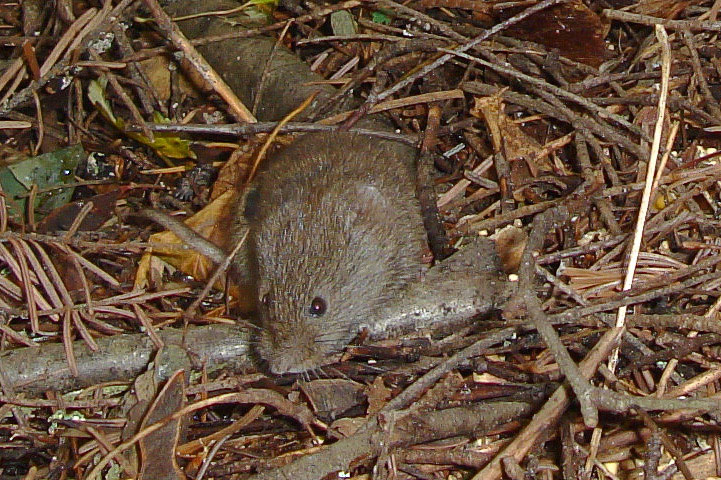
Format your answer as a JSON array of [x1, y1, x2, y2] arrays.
[[232, 131, 426, 374]]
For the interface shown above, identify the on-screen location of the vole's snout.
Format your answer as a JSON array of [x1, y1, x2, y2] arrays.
[[259, 323, 334, 375]]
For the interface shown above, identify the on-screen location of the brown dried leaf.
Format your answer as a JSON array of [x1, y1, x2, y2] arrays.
[[139, 370, 187, 480], [632, 0, 695, 19], [134, 189, 236, 290], [139, 55, 197, 102], [300, 379, 366, 421], [493, 225, 527, 274], [501, 0, 608, 67], [36, 190, 123, 234], [366, 376, 393, 415], [471, 94, 552, 187], [212, 135, 294, 200]]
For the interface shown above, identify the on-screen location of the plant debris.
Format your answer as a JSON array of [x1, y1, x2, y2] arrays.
[[2, 0, 721, 479]]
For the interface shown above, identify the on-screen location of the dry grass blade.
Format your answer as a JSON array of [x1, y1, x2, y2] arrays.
[[6, 238, 48, 333], [19, 240, 64, 310]]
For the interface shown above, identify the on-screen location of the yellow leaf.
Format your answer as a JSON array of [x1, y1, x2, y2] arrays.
[[88, 76, 195, 160], [136, 190, 236, 288]]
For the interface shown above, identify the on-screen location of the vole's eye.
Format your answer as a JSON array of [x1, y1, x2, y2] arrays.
[[309, 297, 327, 316], [261, 294, 271, 307]]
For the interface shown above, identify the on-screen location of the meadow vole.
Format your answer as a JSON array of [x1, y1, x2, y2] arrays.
[[233, 131, 427, 375]]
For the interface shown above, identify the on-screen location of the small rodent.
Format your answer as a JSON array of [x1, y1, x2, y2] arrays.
[[233, 131, 427, 374]]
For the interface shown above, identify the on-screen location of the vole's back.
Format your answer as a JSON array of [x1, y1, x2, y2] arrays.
[[234, 131, 427, 374]]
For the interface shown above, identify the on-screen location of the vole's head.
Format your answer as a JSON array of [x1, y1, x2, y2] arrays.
[[246, 182, 415, 375]]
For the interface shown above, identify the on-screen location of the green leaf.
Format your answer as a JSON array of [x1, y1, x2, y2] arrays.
[[372, 9, 393, 25], [88, 77, 119, 127], [0, 144, 84, 222]]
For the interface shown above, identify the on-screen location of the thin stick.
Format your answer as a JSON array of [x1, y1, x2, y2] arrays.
[[182, 229, 248, 324], [246, 92, 318, 184], [372, 0, 568, 105], [608, 24, 671, 373], [141, 0, 256, 123]]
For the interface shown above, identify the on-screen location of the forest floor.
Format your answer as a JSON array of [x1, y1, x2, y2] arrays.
[[2, 0, 721, 479]]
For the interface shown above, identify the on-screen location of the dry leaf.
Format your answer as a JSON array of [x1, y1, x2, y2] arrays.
[[134, 189, 236, 290], [139, 56, 197, 102], [492, 225, 527, 274], [502, 0, 608, 67], [471, 94, 553, 191], [632, 0, 696, 19], [212, 135, 295, 200], [300, 379, 366, 421], [366, 376, 393, 415], [138, 370, 187, 480]]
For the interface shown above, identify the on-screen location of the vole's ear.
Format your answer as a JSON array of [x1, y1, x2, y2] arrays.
[[242, 185, 262, 221]]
